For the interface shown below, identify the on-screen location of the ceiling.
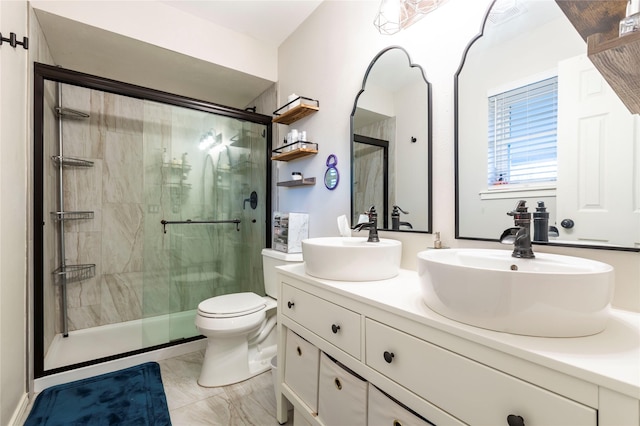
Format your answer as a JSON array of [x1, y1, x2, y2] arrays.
[[34, 1, 323, 109], [161, 1, 323, 47]]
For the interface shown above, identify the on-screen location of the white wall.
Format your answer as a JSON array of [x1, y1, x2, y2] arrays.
[[395, 78, 428, 230], [276, 0, 487, 237], [0, 1, 28, 423], [29, 0, 278, 83], [277, 0, 639, 312]]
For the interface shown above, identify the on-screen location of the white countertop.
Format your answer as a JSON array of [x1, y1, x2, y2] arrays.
[[278, 264, 640, 400]]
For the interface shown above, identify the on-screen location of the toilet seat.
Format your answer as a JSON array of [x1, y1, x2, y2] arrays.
[[198, 292, 266, 319]]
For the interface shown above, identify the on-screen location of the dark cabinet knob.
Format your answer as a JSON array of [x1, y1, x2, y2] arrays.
[[287, 301, 294, 309], [507, 414, 525, 426], [560, 218, 574, 229], [383, 351, 395, 363], [331, 324, 341, 334]]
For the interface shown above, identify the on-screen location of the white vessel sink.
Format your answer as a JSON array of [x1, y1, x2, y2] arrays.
[[302, 237, 401, 281], [417, 249, 614, 337]]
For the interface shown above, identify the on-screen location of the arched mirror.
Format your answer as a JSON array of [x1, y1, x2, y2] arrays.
[[351, 46, 432, 232], [456, 0, 640, 251]]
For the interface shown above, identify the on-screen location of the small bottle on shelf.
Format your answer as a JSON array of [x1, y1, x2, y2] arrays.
[[620, 0, 640, 36]]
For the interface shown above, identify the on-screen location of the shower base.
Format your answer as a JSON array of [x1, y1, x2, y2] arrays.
[[44, 309, 200, 371]]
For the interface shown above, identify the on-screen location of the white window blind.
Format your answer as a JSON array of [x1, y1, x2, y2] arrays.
[[488, 76, 558, 187]]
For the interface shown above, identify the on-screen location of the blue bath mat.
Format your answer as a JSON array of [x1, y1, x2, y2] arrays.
[[25, 362, 171, 426]]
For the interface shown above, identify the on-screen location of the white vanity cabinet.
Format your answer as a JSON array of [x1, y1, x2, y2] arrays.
[[281, 283, 361, 359], [284, 329, 320, 412], [275, 268, 640, 426], [365, 319, 595, 425]]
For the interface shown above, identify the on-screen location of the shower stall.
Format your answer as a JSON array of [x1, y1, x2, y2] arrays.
[[33, 64, 272, 377]]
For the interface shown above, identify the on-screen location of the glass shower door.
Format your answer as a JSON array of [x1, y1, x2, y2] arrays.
[[34, 63, 272, 377], [142, 102, 268, 347]]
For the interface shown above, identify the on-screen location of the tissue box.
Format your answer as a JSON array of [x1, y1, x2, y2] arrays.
[[273, 212, 309, 253]]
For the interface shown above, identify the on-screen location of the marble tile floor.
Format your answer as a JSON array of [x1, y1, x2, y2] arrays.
[[159, 350, 293, 425]]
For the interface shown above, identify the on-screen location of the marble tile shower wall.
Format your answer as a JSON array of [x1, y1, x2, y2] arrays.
[[57, 84, 145, 332], [50, 85, 239, 334]]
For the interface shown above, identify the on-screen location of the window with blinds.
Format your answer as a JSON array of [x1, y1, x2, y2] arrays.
[[487, 76, 558, 187]]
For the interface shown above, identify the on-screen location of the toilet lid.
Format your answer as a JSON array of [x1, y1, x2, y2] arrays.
[[198, 292, 266, 317]]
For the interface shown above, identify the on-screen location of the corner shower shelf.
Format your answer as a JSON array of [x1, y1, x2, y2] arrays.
[[271, 141, 318, 162], [51, 155, 94, 168], [50, 211, 94, 221], [52, 264, 96, 285], [277, 177, 316, 187], [272, 97, 319, 125], [164, 183, 192, 189], [162, 162, 192, 172]]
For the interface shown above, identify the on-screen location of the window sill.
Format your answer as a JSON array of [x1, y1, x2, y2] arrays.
[[479, 185, 556, 200]]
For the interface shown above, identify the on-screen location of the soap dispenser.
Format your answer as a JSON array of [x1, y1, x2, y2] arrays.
[[533, 201, 549, 242]]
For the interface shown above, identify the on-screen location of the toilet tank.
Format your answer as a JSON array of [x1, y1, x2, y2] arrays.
[[262, 248, 303, 299]]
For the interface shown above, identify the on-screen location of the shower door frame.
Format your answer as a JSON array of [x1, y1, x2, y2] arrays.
[[33, 62, 273, 378]]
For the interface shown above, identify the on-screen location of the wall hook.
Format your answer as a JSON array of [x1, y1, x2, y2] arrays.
[[0, 32, 29, 50]]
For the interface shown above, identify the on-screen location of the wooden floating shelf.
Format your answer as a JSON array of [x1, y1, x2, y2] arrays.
[[555, 0, 640, 114], [277, 177, 316, 187], [554, 0, 625, 43], [588, 30, 640, 115], [272, 97, 320, 125], [272, 104, 319, 125], [271, 147, 318, 162]]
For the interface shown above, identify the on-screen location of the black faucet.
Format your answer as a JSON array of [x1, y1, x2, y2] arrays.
[[391, 205, 413, 230], [500, 200, 535, 259], [352, 205, 380, 242]]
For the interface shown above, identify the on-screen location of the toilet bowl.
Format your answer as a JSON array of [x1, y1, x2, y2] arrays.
[[195, 249, 303, 387]]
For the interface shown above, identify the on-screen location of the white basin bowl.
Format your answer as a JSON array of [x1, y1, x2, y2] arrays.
[[418, 249, 614, 337], [302, 237, 402, 281]]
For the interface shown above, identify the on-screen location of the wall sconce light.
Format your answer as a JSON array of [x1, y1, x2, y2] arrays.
[[374, 0, 450, 35]]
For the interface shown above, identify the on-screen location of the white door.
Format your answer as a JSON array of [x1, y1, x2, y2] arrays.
[[556, 54, 640, 247]]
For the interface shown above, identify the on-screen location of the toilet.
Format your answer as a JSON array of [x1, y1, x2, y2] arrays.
[[195, 248, 303, 387]]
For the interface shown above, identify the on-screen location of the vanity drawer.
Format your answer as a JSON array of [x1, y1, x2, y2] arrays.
[[368, 383, 434, 426], [282, 283, 361, 359], [318, 352, 368, 426], [365, 319, 597, 426], [285, 329, 320, 412]]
